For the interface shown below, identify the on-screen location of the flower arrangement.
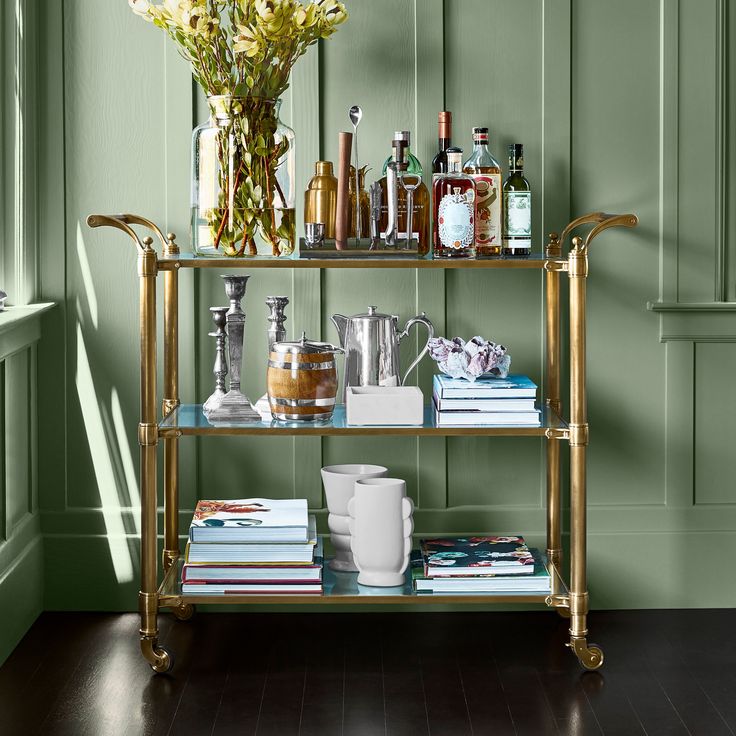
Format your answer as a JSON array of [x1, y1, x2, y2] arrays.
[[129, 0, 348, 256], [428, 336, 511, 381]]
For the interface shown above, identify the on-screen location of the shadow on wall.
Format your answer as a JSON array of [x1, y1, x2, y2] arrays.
[[73, 220, 141, 587]]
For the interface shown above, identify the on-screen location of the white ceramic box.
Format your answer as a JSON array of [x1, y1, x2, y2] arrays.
[[345, 386, 424, 426]]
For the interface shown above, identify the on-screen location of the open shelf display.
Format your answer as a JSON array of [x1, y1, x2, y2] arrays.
[[158, 556, 568, 607], [160, 404, 567, 437], [87, 211, 639, 673]]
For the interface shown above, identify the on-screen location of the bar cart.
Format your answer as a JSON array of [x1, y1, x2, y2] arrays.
[[87, 210, 638, 673]]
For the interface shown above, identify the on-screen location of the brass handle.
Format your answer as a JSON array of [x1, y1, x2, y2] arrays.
[[552, 211, 639, 255], [86, 213, 173, 253]]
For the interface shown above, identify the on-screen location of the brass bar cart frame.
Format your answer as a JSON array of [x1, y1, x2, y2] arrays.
[[87, 210, 638, 674]]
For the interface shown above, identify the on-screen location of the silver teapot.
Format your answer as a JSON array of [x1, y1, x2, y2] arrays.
[[331, 306, 434, 397]]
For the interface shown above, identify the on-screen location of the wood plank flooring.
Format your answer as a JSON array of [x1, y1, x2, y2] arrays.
[[0, 610, 734, 735]]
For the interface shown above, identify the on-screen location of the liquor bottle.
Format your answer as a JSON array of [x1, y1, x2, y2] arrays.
[[431, 111, 452, 178], [348, 165, 370, 239], [381, 130, 423, 175], [432, 147, 476, 259], [378, 136, 430, 254], [502, 144, 532, 256], [463, 127, 502, 256]]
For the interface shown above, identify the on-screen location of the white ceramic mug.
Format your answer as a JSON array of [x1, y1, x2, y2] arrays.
[[320, 464, 388, 571], [347, 477, 414, 587]]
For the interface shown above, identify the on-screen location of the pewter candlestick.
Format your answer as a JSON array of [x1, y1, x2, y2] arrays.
[[203, 307, 229, 414], [207, 274, 260, 422], [266, 296, 289, 351]]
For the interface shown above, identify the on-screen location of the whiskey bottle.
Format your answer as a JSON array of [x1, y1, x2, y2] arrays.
[[432, 147, 476, 259], [502, 144, 532, 256], [431, 111, 452, 178], [381, 130, 423, 176], [377, 136, 430, 254], [463, 127, 502, 256]]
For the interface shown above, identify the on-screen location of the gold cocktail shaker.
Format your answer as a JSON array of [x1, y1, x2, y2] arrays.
[[304, 161, 338, 238]]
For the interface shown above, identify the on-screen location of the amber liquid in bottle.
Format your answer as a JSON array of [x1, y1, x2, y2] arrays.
[[463, 127, 502, 256], [432, 147, 476, 259], [378, 137, 430, 254]]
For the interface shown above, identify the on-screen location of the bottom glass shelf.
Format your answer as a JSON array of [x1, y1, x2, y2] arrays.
[[158, 555, 568, 607]]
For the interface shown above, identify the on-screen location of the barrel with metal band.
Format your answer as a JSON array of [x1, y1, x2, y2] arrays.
[[267, 332, 343, 421]]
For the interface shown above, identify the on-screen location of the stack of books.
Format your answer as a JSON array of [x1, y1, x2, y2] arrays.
[[182, 498, 322, 594], [411, 536, 551, 594], [432, 374, 541, 426]]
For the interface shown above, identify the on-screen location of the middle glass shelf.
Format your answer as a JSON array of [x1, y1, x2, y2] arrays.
[[159, 405, 567, 437]]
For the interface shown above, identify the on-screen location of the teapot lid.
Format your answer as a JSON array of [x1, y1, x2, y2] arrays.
[[354, 305, 394, 320], [271, 331, 342, 355]]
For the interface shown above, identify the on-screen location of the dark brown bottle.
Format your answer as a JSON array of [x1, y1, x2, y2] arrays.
[[431, 111, 452, 177]]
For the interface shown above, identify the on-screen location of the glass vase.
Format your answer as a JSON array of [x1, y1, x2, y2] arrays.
[[191, 96, 295, 257]]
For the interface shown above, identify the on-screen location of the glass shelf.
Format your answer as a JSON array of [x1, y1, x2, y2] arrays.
[[159, 404, 567, 438], [158, 556, 567, 607], [158, 251, 566, 270]]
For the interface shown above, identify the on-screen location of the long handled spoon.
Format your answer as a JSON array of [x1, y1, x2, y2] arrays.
[[349, 105, 363, 244]]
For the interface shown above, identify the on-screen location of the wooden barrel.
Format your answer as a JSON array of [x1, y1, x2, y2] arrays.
[[267, 350, 338, 421]]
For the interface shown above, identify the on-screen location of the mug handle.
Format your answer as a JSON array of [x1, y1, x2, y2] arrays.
[[402, 496, 414, 520], [349, 533, 361, 570], [399, 535, 412, 575], [400, 313, 435, 386]]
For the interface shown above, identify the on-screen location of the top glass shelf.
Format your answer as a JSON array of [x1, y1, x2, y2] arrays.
[[158, 252, 567, 270]]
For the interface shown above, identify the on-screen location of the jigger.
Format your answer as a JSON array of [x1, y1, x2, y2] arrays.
[[305, 222, 325, 249], [399, 173, 422, 250]]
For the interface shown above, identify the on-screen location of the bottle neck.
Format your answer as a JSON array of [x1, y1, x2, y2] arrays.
[[437, 138, 451, 152], [473, 141, 490, 155]]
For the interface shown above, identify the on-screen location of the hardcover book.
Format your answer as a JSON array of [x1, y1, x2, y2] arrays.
[[433, 374, 538, 399], [180, 582, 323, 595], [420, 536, 535, 577], [411, 550, 550, 593], [182, 541, 324, 583], [188, 498, 309, 543], [186, 517, 317, 563], [433, 404, 541, 427], [433, 391, 537, 413]]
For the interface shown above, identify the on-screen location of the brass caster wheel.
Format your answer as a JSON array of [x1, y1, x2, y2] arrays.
[[150, 647, 173, 674], [569, 638, 604, 671], [171, 603, 195, 622]]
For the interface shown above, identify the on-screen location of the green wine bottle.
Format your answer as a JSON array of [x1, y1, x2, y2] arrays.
[[502, 144, 531, 256]]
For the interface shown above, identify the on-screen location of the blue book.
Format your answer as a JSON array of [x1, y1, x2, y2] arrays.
[[433, 373, 538, 399]]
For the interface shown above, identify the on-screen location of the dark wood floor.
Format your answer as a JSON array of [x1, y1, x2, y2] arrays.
[[0, 609, 734, 736]]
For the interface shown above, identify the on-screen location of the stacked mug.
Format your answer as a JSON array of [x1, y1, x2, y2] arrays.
[[320, 464, 414, 586]]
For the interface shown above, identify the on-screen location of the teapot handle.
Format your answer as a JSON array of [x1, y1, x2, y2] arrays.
[[399, 313, 435, 386]]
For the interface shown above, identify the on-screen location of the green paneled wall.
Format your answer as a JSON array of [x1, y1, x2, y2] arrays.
[[31, 0, 736, 614]]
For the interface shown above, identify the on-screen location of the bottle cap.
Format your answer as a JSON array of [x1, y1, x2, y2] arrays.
[[438, 111, 452, 139], [393, 130, 411, 144], [446, 147, 463, 169], [472, 127, 489, 143]]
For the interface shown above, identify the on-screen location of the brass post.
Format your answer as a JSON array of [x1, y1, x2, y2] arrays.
[[545, 233, 563, 572], [567, 236, 602, 670], [162, 233, 181, 573], [137, 238, 170, 672]]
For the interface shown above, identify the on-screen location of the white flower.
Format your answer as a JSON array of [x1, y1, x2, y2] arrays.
[[129, 0, 153, 20]]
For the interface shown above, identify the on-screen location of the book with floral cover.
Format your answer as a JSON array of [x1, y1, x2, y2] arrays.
[[411, 550, 550, 593], [189, 498, 308, 543], [420, 536, 535, 577]]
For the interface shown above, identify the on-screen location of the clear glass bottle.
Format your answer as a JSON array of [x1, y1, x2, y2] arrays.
[[191, 96, 296, 257], [431, 111, 452, 178], [348, 165, 371, 239], [463, 127, 502, 256], [381, 130, 423, 176], [502, 144, 532, 256], [377, 137, 430, 254], [432, 147, 476, 258]]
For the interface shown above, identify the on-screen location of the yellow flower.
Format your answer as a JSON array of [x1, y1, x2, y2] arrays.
[[233, 24, 264, 58]]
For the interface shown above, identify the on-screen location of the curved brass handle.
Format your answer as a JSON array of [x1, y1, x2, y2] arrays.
[[548, 211, 639, 255], [86, 213, 177, 254]]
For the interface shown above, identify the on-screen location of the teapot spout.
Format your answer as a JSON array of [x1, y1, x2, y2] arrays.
[[330, 314, 349, 348]]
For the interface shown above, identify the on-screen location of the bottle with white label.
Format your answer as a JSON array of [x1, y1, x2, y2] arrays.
[[432, 147, 476, 258], [502, 143, 532, 256], [463, 127, 502, 256]]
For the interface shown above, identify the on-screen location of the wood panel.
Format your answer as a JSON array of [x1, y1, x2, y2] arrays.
[[693, 342, 736, 505]]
